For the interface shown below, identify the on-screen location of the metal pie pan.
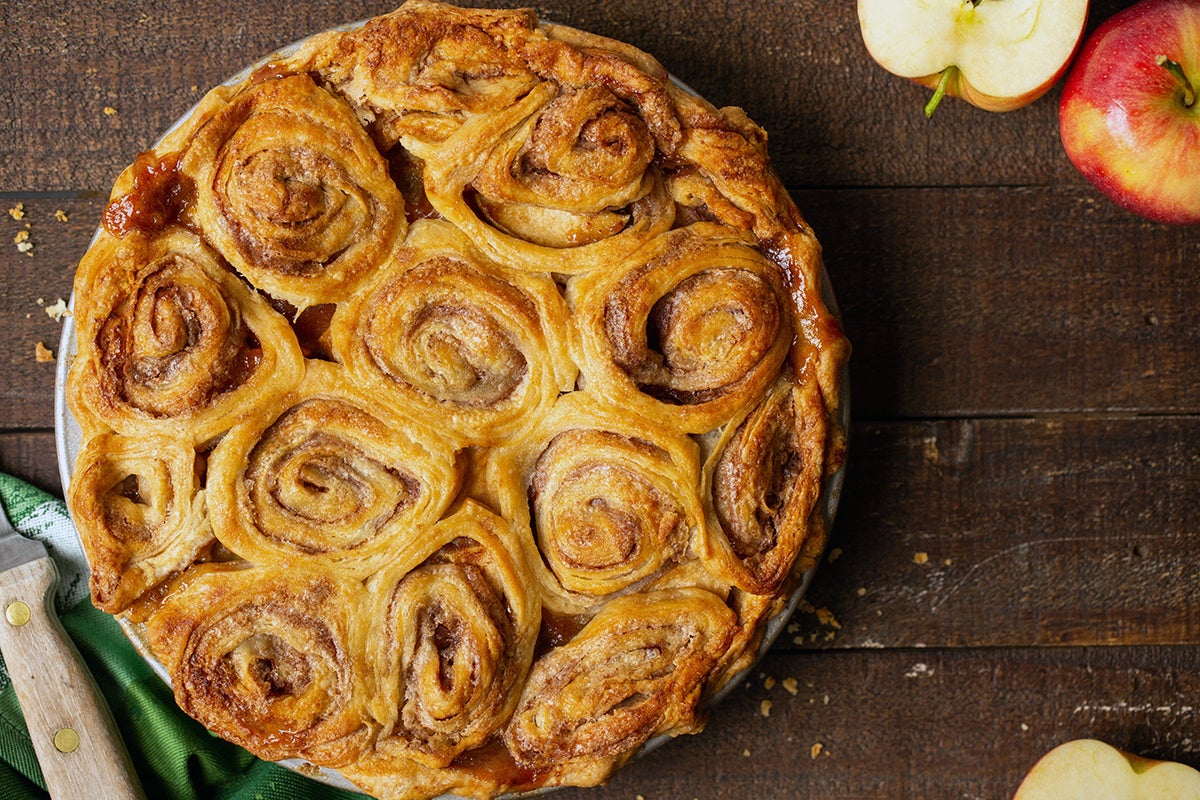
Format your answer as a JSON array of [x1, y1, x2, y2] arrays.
[[54, 17, 849, 798]]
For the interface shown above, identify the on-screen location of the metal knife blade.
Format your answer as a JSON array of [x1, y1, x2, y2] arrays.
[[0, 509, 50, 572], [0, 499, 146, 800]]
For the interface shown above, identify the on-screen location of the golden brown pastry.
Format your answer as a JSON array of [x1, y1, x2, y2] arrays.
[[331, 219, 575, 446], [503, 588, 736, 787], [484, 391, 707, 616], [364, 502, 539, 769], [178, 72, 407, 309], [66, 432, 212, 614], [145, 564, 375, 766], [66, 2, 850, 798], [68, 226, 304, 443], [205, 360, 462, 577], [569, 222, 794, 434]]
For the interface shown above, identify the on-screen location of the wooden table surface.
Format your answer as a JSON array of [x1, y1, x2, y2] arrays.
[[2, 1, 1198, 798]]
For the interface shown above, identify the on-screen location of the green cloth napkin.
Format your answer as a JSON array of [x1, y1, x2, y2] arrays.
[[0, 473, 367, 800]]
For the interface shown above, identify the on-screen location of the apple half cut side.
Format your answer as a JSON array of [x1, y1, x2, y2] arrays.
[[1013, 739, 1200, 800], [857, 0, 1090, 116]]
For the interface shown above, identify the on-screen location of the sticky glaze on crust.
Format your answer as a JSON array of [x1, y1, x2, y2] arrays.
[[66, 3, 850, 798]]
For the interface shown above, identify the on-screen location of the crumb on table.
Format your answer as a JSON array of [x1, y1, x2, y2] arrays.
[[44, 298, 70, 321]]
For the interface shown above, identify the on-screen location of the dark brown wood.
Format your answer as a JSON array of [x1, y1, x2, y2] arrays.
[[795, 416, 1200, 650], [0, 433, 61, 497], [552, 646, 1200, 800], [0, 195, 94, 429], [803, 186, 1200, 418], [2, 1, 1199, 798], [0, 0, 1138, 194], [4, 187, 1197, 429]]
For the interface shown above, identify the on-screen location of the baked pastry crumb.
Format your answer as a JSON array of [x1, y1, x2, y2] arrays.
[[44, 298, 70, 321]]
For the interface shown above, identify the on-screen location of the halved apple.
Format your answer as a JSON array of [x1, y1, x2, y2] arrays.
[[857, 0, 1090, 116], [1014, 739, 1200, 800]]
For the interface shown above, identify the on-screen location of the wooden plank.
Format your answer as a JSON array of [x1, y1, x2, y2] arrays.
[[0, 195, 95, 429], [802, 185, 1200, 418], [3, 186, 1196, 429], [547, 645, 1200, 800], [792, 416, 1200, 651], [0, 431, 61, 497], [8, 416, 1199, 652], [0, 0, 1136, 193]]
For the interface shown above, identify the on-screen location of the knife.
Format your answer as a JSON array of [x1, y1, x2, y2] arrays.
[[0, 500, 145, 799]]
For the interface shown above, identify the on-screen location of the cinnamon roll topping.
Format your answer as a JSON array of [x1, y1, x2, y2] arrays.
[[66, 3, 849, 799]]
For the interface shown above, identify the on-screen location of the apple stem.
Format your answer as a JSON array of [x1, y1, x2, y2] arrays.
[[924, 66, 956, 119], [1157, 56, 1196, 108]]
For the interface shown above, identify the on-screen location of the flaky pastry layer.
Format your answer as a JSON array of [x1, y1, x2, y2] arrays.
[[66, 2, 850, 799]]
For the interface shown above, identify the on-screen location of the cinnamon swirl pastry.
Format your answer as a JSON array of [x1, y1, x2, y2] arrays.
[[179, 72, 407, 308], [361, 502, 538, 770], [205, 361, 462, 577], [570, 222, 793, 434], [487, 392, 705, 615], [67, 226, 304, 443], [145, 564, 375, 766], [503, 588, 736, 787], [66, 432, 212, 614], [331, 219, 575, 446], [65, 2, 850, 798]]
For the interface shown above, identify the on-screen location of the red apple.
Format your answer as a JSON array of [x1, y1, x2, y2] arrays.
[[857, 0, 1090, 117], [1060, 0, 1200, 224]]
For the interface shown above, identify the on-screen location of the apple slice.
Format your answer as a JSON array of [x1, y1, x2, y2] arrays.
[[1014, 739, 1200, 800], [857, 0, 1090, 116]]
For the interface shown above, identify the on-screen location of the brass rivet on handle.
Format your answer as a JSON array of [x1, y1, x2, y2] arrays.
[[4, 601, 30, 627], [53, 727, 80, 753]]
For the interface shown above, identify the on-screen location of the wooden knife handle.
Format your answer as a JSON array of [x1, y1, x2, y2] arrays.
[[0, 557, 146, 800]]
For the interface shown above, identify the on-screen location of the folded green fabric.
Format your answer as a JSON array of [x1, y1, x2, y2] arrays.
[[0, 473, 367, 800]]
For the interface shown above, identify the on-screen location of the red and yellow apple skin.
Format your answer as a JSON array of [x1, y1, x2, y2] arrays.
[[857, 0, 1090, 115], [1060, 0, 1200, 225]]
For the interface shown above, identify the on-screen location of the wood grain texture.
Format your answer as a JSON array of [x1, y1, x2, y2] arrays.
[[0, 0, 1136, 193], [795, 416, 1200, 650], [0, 433, 62, 497], [2, 187, 1197, 429], [804, 186, 1200, 418], [1, 1, 1199, 798], [0, 195, 91, 430], [0, 558, 145, 800], [548, 645, 1200, 800]]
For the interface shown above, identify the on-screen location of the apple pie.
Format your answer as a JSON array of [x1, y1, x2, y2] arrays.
[[65, 2, 850, 798]]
